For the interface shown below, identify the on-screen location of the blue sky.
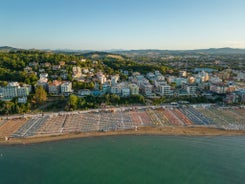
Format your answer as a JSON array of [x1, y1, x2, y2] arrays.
[[1, 0, 245, 50]]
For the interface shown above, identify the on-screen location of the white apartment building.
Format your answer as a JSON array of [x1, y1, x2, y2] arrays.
[[111, 75, 120, 86], [2, 82, 19, 99], [210, 83, 229, 94], [121, 87, 130, 97], [18, 97, 27, 104], [48, 80, 62, 94], [154, 80, 167, 88], [72, 66, 82, 78], [102, 82, 111, 93], [97, 72, 107, 84], [146, 72, 155, 81], [61, 82, 73, 95], [167, 76, 176, 84], [159, 85, 172, 96], [129, 83, 139, 95], [183, 83, 197, 95], [141, 83, 153, 96], [1, 82, 31, 99], [111, 84, 122, 95], [0, 87, 3, 98], [17, 85, 31, 97]]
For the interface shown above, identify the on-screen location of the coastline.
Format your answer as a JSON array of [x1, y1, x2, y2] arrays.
[[1, 126, 245, 145]]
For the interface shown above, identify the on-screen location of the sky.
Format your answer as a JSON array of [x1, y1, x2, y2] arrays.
[[1, 0, 245, 50]]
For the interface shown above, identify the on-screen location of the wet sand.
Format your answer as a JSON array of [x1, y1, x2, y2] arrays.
[[1, 126, 245, 145]]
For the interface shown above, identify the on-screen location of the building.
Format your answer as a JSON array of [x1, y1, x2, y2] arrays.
[[188, 77, 196, 84], [224, 93, 239, 104], [39, 73, 48, 80], [24, 66, 33, 73], [0, 87, 3, 98], [111, 75, 120, 86], [175, 78, 187, 87], [141, 83, 153, 96], [111, 84, 122, 95], [209, 76, 222, 84], [210, 83, 229, 94], [61, 82, 73, 95], [1, 82, 31, 100], [167, 76, 176, 84], [121, 87, 130, 97], [37, 80, 48, 91], [72, 66, 82, 79], [97, 72, 107, 84], [42, 62, 51, 68], [218, 70, 231, 80], [18, 97, 27, 104], [29, 62, 38, 67], [37, 74, 48, 91], [129, 83, 139, 95], [102, 82, 111, 93], [154, 79, 167, 88], [183, 83, 197, 95], [236, 72, 245, 81], [78, 89, 91, 96], [146, 72, 155, 81], [60, 73, 68, 80], [179, 70, 187, 77], [237, 89, 245, 103], [17, 84, 32, 97], [48, 80, 62, 95], [196, 71, 209, 83], [2, 82, 19, 99], [155, 74, 165, 81], [186, 85, 197, 95], [59, 61, 66, 66], [159, 85, 172, 96], [123, 70, 129, 76], [52, 65, 61, 70], [82, 68, 89, 74]]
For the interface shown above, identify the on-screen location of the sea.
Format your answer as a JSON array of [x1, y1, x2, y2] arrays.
[[0, 135, 245, 184]]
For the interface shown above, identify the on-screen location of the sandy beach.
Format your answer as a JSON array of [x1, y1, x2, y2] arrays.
[[1, 126, 245, 145]]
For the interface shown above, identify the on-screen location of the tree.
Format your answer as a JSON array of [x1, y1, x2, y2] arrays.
[[34, 86, 47, 105], [66, 95, 78, 110], [110, 94, 120, 105]]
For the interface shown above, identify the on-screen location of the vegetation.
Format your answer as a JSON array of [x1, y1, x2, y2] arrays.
[[34, 86, 47, 105], [65, 94, 145, 111], [103, 58, 171, 74], [0, 98, 31, 115], [72, 81, 95, 90]]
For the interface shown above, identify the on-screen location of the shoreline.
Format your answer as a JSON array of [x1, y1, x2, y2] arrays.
[[1, 126, 245, 145]]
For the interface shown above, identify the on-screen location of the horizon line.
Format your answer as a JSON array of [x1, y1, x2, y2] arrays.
[[1, 45, 245, 52]]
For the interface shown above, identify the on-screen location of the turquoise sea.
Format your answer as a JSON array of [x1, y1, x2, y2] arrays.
[[1, 136, 245, 184]]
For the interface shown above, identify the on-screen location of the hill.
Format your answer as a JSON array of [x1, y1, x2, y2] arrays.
[[0, 46, 20, 52], [1, 46, 245, 56], [112, 48, 245, 56], [79, 51, 125, 60]]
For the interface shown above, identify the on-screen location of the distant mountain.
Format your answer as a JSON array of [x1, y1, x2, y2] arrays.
[[192, 48, 245, 54], [0, 46, 21, 52], [112, 48, 245, 56], [1, 46, 245, 55], [53, 49, 95, 53]]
